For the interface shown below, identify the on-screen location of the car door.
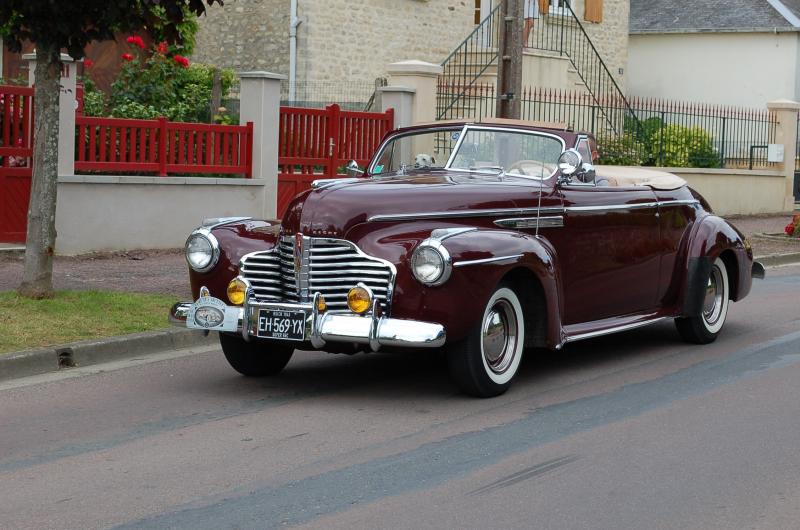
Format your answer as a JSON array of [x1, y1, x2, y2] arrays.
[[554, 180, 662, 325]]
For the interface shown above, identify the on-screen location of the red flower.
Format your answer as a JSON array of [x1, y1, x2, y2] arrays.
[[126, 35, 145, 49], [84, 58, 94, 69], [173, 55, 190, 68], [121, 53, 134, 61], [157, 41, 169, 54], [786, 223, 797, 236]]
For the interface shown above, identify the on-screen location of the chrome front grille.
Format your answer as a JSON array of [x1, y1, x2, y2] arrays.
[[239, 236, 395, 310]]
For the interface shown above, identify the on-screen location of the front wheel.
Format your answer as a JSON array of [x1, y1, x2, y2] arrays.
[[675, 256, 730, 344], [219, 333, 294, 376], [447, 286, 525, 398]]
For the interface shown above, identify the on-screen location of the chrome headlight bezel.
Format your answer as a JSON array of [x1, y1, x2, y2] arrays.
[[185, 228, 221, 273], [411, 239, 452, 287]]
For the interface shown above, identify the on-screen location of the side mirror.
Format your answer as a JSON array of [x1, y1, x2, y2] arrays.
[[578, 162, 596, 184], [346, 160, 364, 177]]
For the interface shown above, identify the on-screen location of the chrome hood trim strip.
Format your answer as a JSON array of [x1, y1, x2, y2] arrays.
[[369, 206, 565, 222]]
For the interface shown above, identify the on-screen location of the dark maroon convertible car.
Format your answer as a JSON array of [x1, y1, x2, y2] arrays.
[[170, 119, 764, 397]]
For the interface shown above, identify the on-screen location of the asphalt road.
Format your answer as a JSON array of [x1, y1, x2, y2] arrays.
[[2, 265, 800, 530]]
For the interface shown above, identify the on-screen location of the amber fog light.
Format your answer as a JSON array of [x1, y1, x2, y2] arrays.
[[227, 278, 247, 305], [347, 284, 373, 314], [317, 295, 328, 313]]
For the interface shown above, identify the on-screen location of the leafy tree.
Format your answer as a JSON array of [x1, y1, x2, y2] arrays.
[[0, 0, 222, 298]]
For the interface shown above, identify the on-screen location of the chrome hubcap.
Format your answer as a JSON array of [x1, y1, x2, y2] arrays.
[[702, 265, 724, 326], [482, 299, 518, 374]]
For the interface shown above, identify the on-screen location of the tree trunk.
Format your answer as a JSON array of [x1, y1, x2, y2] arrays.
[[18, 46, 61, 299]]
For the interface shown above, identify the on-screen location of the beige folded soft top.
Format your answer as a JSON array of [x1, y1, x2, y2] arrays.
[[594, 165, 687, 190]]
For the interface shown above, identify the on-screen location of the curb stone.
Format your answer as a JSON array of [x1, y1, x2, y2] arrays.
[[756, 252, 800, 267], [0, 328, 215, 382]]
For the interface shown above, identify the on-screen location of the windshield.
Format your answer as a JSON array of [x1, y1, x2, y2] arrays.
[[370, 126, 565, 179], [371, 128, 459, 175]]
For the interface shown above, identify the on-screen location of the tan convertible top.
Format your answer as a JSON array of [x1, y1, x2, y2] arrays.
[[595, 165, 687, 190]]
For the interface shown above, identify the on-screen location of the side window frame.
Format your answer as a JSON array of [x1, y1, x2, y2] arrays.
[[575, 136, 593, 165]]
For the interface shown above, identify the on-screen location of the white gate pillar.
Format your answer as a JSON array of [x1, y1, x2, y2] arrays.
[[767, 99, 800, 211], [239, 71, 285, 219], [23, 53, 78, 176]]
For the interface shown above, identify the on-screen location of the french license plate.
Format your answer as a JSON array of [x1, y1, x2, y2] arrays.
[[257, 309, 306, 341]]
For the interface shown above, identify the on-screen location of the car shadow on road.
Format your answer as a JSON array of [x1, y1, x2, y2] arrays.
[[194, 320, 709, 404]]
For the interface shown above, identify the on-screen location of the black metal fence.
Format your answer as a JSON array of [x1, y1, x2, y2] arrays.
[[436, 83, 778, 169]]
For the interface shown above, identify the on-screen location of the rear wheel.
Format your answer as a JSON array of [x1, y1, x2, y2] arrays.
[[676, 256, 730, 344], [219, 333, 294, 376], [447, 286, 525, 398]]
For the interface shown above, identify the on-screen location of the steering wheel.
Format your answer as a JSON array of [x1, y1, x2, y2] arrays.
[[507, 160, 553, 177]]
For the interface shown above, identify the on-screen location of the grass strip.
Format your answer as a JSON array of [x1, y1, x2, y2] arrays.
[[0, 290, 174, 355]]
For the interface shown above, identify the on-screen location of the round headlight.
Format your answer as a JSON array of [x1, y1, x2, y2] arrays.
[[185, 230, 220, 273], [412, 241, 452, 286]]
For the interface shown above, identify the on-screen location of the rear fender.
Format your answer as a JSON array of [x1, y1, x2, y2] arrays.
[[677, 214, 751, 315]]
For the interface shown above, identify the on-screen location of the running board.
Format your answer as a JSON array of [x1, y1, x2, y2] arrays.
[[561, 312, 668, 346]]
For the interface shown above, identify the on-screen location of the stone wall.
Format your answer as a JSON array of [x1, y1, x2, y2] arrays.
[[296, 0, 475, 86], [192, 0, 628, 95], [193, 0, 290, 74]]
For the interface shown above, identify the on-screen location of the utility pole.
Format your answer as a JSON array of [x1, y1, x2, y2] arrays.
[[496, 0, 524, 119]]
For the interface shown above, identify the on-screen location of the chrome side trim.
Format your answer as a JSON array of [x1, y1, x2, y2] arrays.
[[311, 177, 361, 190], [201, 216, 253, 229], [369, 206, 565, 222], [454, 254, 524, 268], [565, 199, 699, 213], [494, 216, 564, 229], [566, 202, 659, 212], [564, 316, 667, 344], [430, 227, 478, 241]]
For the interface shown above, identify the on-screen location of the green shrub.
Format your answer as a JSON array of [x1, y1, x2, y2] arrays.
[[600, 117, 722, 168], [86, 35, 236, 123], [597, 134, 647, 166]]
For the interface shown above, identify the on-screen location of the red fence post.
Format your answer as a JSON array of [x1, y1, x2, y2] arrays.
[[245, 121, 254, 178], [386, 108, 395, 130], [327, 104, 341, 177], [158, 116, 167, 176]]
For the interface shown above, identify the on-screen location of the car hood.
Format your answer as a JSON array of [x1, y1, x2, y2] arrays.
[[285, 170, 551, 238]]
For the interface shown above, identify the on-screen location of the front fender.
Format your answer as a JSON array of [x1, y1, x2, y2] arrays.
[[348, 222, 563, 346]]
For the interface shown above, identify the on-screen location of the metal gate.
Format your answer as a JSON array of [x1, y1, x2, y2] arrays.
[[0, 85, 34, 243]]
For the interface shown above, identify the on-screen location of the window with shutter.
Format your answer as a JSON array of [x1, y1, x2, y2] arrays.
[[585, 0, 603, 23]]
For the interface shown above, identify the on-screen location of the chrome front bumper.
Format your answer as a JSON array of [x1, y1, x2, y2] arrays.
[[169, 294, 446, 350]]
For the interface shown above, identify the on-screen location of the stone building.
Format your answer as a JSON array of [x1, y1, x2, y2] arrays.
[[192, 0, 630, 103]]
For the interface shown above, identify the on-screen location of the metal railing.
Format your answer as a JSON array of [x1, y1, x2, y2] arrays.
[[435, 82, 778, 169], [437, 4, 502, 120], [436, 1, 639, 136]]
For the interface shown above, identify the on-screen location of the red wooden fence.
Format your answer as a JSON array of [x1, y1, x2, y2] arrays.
[[0, 85, 34, 243], [75, 116, 254, 177], [278, 104, 394, 216]]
